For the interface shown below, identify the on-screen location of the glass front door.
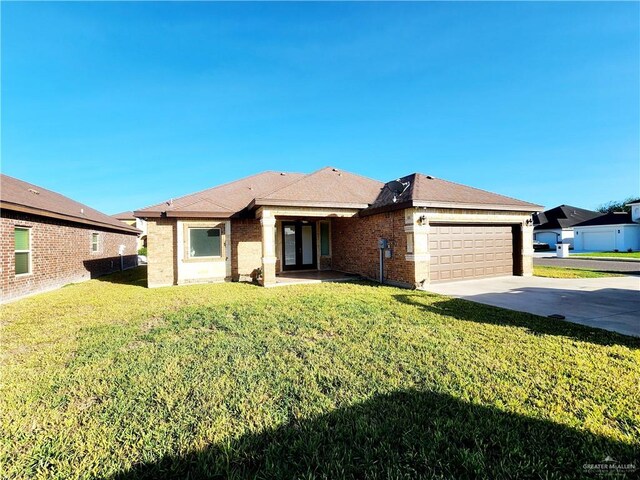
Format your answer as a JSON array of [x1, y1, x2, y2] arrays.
[[282, 221, 317, 270]]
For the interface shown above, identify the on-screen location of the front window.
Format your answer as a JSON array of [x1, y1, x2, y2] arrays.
[[15, 227, 31, 275], [189, 228, 221, 258]]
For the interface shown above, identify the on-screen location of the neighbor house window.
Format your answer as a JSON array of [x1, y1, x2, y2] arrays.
[[91, 233, 100, 252], [188, 228, 221, 257], [14, 227, 31, 275], [320, 222, 330, 256]]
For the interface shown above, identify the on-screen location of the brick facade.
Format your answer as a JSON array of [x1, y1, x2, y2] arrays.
[[146, 218, 177, 288], [230, 219, 262, 281], [148, 217, 265, 286], [1, 210, 138, 302], [332, 209, 415, 287], [145, 207, 533, 289]]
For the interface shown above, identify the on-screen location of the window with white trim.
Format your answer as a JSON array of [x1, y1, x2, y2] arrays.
[[91, 233, 100, 252], [14, 227, 31, 275], [188, 228, 221, 258]]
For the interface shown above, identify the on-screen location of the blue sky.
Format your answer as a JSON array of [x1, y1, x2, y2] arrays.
[[2, 2, 638, 214]]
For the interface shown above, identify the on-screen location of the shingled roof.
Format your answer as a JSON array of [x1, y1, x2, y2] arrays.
[[1, 174, 139, 234], [574, 211, 637, 227], [134, 167, 542, 218], [251, 167, 384, 209], [533, 205, 602, 230], [112, 211, 136, 220], [363, 173, 542, 215], [134, 171, 306, 218]]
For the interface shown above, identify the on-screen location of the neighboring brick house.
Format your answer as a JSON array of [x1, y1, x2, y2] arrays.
[[134, 167, 542, 289], [1, 174, 139, 302]]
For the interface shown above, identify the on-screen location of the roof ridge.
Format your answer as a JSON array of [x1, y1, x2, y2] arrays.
[[255, 167, 323, 200], [331, 167, 385, 187], [402, 172, 420, 198], [135, 170, 301, 213], [258, 166, 385, 202]]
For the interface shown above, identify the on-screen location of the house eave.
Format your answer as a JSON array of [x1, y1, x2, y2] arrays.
[[413, 201, 543, 212], [574, 223, 638, 229], [362, 200, 543, 217], [133, 210, 164, 218], [133, 210, 237, 219], [534, 227, 563, 232], [165, 211, 234, 218], [359, 200, 413, 217], [252, 198, 370, 209], [1, 201, 140, 234]]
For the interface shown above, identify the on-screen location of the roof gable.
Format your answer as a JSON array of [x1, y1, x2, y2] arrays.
[[254, 167, 384, 208], [1, 175, 139, 234]]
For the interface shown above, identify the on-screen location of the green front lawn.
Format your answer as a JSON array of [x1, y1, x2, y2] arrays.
[[573, 251, 640, 258], [1, 267, 639, 479], [533, 265, 621, 278]]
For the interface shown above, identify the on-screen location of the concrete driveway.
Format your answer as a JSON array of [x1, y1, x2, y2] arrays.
[[425, 276, 640, 337]]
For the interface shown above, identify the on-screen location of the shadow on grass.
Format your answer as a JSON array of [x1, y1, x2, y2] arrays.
[[110, 389, 637, 479], [394, 292, 640, 349], [83, 255, 139, 279], [93, 266, 148, 288]]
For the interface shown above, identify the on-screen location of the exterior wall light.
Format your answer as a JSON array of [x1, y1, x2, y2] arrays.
[[417, 215, 427, 226]]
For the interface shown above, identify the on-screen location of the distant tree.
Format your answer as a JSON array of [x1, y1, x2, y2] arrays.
[[596, 197, 637, 214]]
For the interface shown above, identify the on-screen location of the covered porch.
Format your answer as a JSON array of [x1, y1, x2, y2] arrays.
[[256, 206, 360, 287]]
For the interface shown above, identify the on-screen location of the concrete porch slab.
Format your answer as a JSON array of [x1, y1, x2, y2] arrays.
[[269, 270, 362, 287]]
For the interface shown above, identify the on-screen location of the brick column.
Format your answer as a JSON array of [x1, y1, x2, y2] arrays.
[[521, 221, 534, 276], [413, 211, 431, 288], [405, 209, 431, 288], [260, 212, 277, 286], [147, 218, 176, 288]]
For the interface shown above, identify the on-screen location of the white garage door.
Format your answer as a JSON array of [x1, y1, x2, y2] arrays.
[[583, 230, 615, 251], [536, 232, 558, 247]]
